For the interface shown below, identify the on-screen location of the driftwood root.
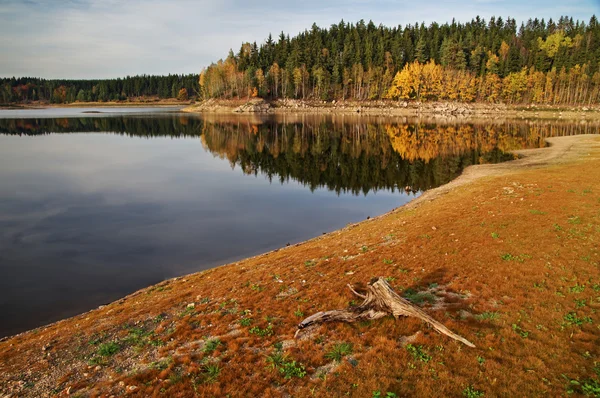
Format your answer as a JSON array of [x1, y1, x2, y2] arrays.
[[295, 277, 474, 347]]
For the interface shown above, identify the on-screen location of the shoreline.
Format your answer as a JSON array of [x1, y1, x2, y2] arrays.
[[1, 132, 599, 395], [0, 133, 591, 343], [183, 98, 600, 121], [4, 99, 600, 121]]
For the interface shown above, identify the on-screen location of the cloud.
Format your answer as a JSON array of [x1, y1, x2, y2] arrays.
[[0, 0, 597, 78]]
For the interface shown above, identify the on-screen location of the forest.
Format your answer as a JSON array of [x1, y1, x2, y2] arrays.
[[3, 15, 600, 106], [0, 74, 199, 104], [199, 15, 600, 105]]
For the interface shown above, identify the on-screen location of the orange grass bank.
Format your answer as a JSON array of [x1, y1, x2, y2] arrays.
[[0, 135, 599, 397]]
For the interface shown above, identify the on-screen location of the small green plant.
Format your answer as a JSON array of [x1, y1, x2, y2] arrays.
[[565, 365, 600, 396], [511, 324, 529, 338], [153, 314, 167, 323], [325, 342, 353, 362], [279, 360, 306, 379], [249, 324, 274, 337], [383, 258, 394, 264], [169, 370, 183, 384], [575, 299, 587, 308], [529, 209, 546, 215], [266, 351, 286, 369], [372, 392, 398, 398], [563, 312, 593, 327], [150, 358, 172, 370], [239, 317, 253, 326], [553, 224, 563, 231], [491, 232, 499, 239], [304, 260, 316, 267], [124, 326, 154, 347], [361, 245, 369, 253], [250, 284, 263, 292], [463, 385, 485, 397], [403, 289, 436, 305], [570, 284, 586, 294], [97, 342, 120, 357], [501, 253, 531, 262], [294, 307, 304, 317], [568, 216, 582, 224], [203, 338, 221, 354], [202, 364, 221, 384], [265, 349, 306, 379], [385, 276, 396, 283], [477, 356, 485, 365], [406, 344, 431, 362]]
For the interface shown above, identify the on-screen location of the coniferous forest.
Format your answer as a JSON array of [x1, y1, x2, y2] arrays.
[[0, 74, 199, 104], [3, 15, 600, 105], [199, 15, 600, 105]]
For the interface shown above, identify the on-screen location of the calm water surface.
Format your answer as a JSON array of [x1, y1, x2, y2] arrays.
[[0, 108, 596, 337]]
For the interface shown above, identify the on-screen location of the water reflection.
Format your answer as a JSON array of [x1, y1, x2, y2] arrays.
[[1, 114, 595, 194]]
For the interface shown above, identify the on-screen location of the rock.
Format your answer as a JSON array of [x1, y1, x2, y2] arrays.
[[233, 98, 272, 113], [186, 303, 195, 309]]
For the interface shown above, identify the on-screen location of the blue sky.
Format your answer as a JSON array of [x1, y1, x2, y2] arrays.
[[0, 0, 598, 79]]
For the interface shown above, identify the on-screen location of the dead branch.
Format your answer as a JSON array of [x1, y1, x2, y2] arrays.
[[295, 277, 475, 347]]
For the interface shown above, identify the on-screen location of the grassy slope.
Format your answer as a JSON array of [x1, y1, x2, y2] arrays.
[[1, 136, 599, 397]]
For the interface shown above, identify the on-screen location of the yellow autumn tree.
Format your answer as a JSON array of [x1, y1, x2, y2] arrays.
[[421, 60, 443, 100], [502, 68, 528, 104]]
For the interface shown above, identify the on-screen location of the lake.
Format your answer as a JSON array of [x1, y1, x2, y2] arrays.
[[0, 107, 596, 338]]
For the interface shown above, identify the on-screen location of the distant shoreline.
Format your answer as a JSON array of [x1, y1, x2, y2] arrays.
[[182, 98, 600, 121], [3, 99, 600, 121], [0, 100, 191, 110]]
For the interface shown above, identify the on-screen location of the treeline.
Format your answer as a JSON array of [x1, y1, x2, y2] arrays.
[[199, 15, 600, 105], [0, 74, 199, 104]]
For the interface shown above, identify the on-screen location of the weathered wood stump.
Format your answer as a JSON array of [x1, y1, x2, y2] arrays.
[[295, 277, 474, 347]]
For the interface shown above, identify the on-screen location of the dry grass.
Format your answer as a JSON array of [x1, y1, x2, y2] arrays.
[[0, 135, 599, 397]]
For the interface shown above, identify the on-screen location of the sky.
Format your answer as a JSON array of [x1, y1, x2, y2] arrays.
[[0, 0, 598, 79]]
